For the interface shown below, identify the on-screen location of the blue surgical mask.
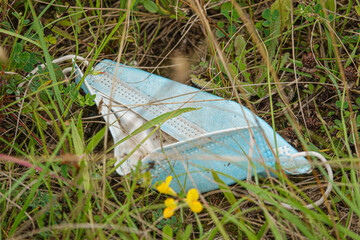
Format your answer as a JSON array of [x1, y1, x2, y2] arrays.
[[75, 59, 312, 193]]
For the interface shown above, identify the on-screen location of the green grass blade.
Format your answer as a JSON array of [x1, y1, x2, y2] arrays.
[[211, 170, 237, 206], [0, 28, 41, 48], [27, 0, 64, 113]]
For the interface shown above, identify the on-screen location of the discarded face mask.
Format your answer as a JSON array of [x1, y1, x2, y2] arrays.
[[72, 58, 332, 208]]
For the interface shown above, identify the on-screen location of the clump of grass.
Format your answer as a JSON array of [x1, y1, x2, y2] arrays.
[[0, 0, 360, 239]]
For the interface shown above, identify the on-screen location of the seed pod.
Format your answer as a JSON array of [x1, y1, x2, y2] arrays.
[[302, 52, 316, 69]]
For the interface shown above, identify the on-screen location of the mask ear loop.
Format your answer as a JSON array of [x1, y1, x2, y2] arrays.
[[16, 55, 89, 104], [246, 151, 333, 210], [15, 55, 157, 175], [284, 151, 333, 210], [11, 55, 89, 154]]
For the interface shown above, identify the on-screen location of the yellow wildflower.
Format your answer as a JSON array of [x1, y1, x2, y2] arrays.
[[163, 198, 178, 219], [185, 188, 203, 213], [156, 176, 177, 197]]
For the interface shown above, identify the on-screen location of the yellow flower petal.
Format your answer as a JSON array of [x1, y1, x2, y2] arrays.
[[165, 198, 178, 209], [156, 176, 177, 196], [156, 182, 168, 194], [189, 200, 203, 213], [163, 197, 178, 219], [167, 188, 177, 197], [186, 188, 199, 202], [163, 207, 175, 219], [185, 189, 203, 213], [165, 176, 172, 184]]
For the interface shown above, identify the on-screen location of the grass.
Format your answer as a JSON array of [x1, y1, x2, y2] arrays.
[[1, 0, 360, 239]]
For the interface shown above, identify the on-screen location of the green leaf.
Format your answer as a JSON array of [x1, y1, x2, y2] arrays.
[[191, 75, 231, 97], [184, 224, 192, 238], [221, 2, 240, 21], [232, 9, 240, 20], [216, 21, 226, 38], [61, 164, 68, 178], [144, 0, 158, 13], [218, 21, 225, 28], [23, 62, 34, 72], [255, 21, 263, 31], [336, 100, 348, 109], [28, 0, 64, 112], [262, 8, 271, 20], [280, 68, 313, 78], [156, 0, 171, 15], [278, 52, 290, 69], [86, 94, 96, 106], [77, 110, 84, 142], [48, 36, 57, 44], [107, 107, 200, 175], [221, 2, 232, 12], [235, 36, 251, 82], [228, 63, 238, 77], [271, 0, 291, 30], [234, 35, 247, 56], [176, 224, 192, 240], [28, 52, 38, 65], [97, 107, 200, 156], [58, 19, 73, 27], [328, 111, 335, 116], [271, 9, 280, 20], [199, 61, 208, 68], [162, 225, 173, 240], [298, 3, 305, 11], [49, 25, 77, 42], [356, 97, 360, 106], [308, 83, 314, 93], [86, 127, 106, 153], [238, 81, 257, 97], [355, 6, 360, 17], [227, 24, 236, 35], [0, 28, 41, 48], [257, 221, 269, 239], [306, 16, 315, 22], [216, 29, 225, 38], [13, 43, 23, 55], [325, 0, 336, 13], [128, 107, 200, 139], [19, 51, 30, 63], [262, 20, 270, 27], [264, 29, 270, 37], [7, 168, 45, 236], [71, 120, 83, 154], [211, 170, 237, 206], [221, 2, 231, 19], [314, 3, 322, 14]]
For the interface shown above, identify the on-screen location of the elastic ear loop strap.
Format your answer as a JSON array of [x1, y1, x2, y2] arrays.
[[247, 151, 333, 210], [16, 55, 89, 103], [16, 55, 157, 175]]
